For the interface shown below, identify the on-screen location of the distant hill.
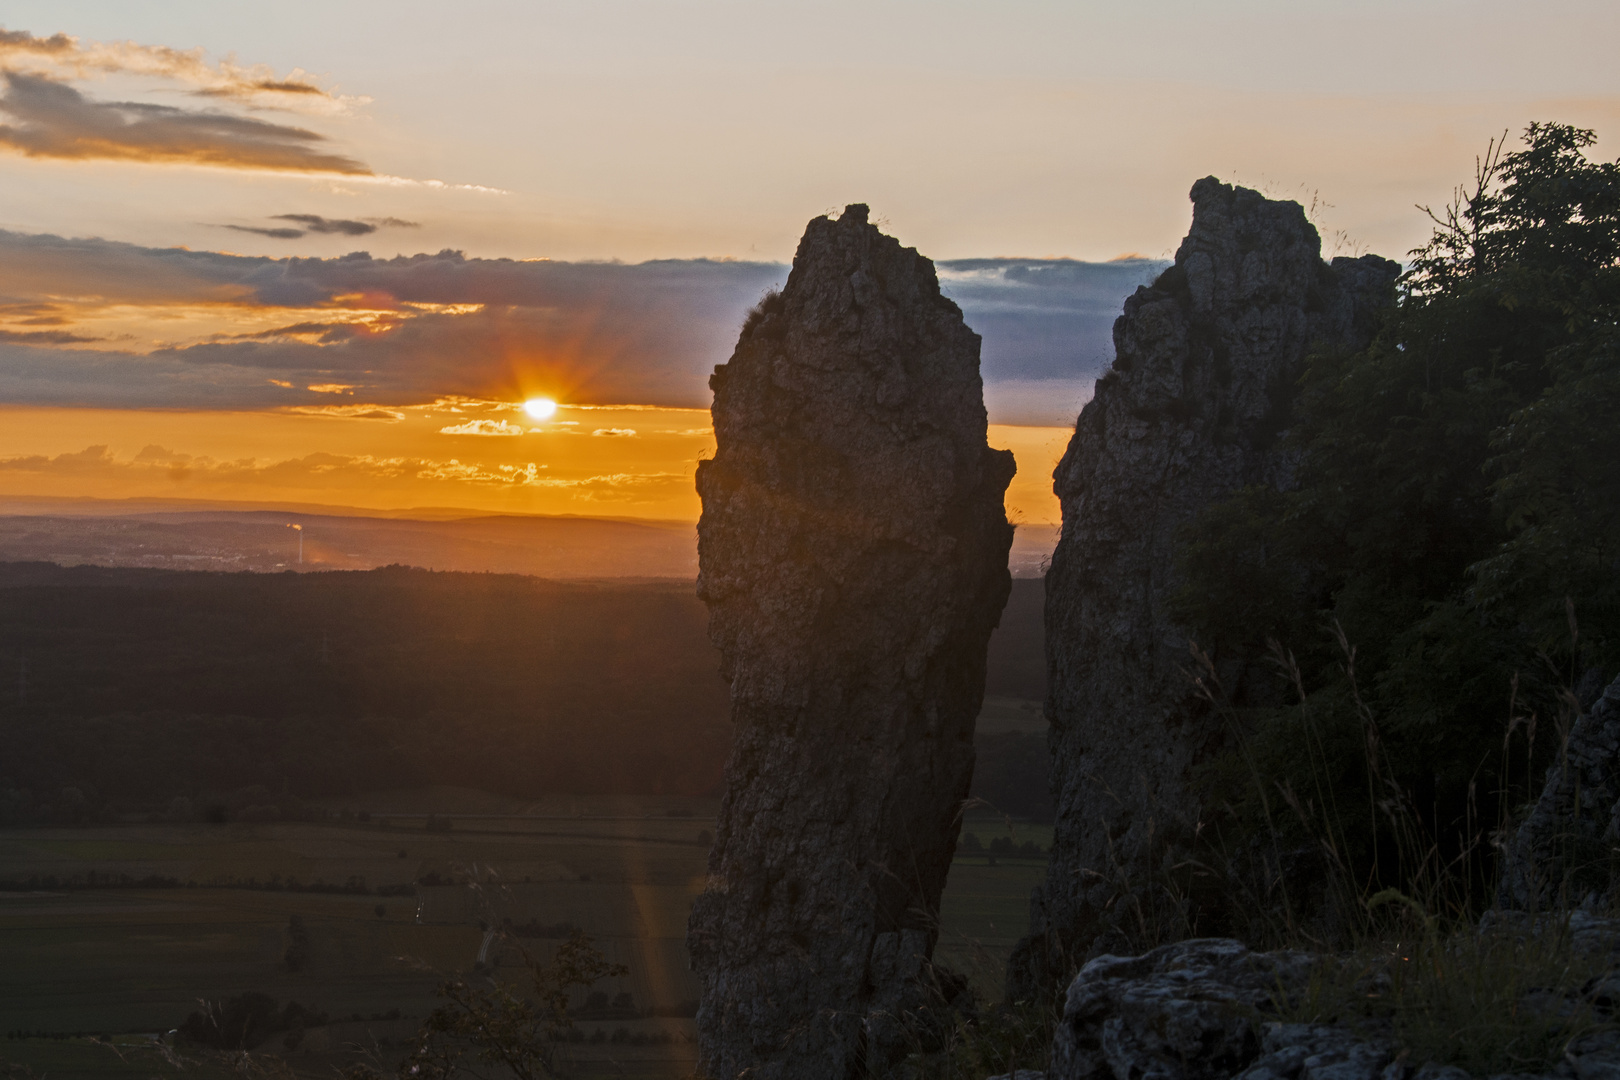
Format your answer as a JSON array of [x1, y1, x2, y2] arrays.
[[0, 503, 697, 578], [0, 563, 1050, 822], [0, 496, 1055, 578]]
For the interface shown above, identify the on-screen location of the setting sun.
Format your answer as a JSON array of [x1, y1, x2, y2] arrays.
[[523, 397, 559, 420]]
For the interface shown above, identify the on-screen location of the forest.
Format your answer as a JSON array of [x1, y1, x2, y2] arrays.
[[0, 562, 1047, 824]]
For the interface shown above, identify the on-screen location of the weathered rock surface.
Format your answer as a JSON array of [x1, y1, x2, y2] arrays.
[[1045, 935, 1620, 1080], [1049, 938, 1318, 1080], [1499, 673, 1620, 910], [688, 204, 1016, 1080], [1015, 178, 1400, 991]]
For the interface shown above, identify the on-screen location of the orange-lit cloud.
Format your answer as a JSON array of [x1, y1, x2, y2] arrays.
[[0, 26, 357, 112], [439, 419, 525, 436], [0, 443, 687, 501], [0, 400, 717, 517], [0, 71, 371, 173], [285, 404, 405, 421], [0, 404, 1069, 523]]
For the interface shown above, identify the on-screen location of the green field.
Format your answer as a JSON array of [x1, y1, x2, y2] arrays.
[[0, 786, 1044, 1078]]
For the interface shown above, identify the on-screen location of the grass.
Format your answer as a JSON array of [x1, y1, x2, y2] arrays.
[[0, 793, 1049, 1078], [1280, 911, 1620, 1075], [1160, 634, 1620, 1078]]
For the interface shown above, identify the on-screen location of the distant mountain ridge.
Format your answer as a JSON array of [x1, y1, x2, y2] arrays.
[[0, 496, 1053, 577], [0, 499, 696, 579]]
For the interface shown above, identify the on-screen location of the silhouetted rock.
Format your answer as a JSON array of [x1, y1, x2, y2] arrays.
[[689, 203, 1015, 1079], [1499, 673, 1620, 910], [1014, 179, 1399, 993]]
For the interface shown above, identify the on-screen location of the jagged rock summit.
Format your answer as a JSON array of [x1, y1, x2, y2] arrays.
[[689, 204, 1016, 1079], [1014, 179, 1400, 992]]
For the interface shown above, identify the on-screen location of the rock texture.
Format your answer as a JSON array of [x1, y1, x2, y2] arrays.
[[1499, 673, 1620, 910], [1046, 931, 1620, 1080], [1014, 178, 1400, 993], [1050, 938, 1318, 1080], [688, 204, 1016, 1080]]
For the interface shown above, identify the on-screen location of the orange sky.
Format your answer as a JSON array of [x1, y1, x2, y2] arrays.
[[1, 4, 1614, 525], [0, 404, 1070, 524]]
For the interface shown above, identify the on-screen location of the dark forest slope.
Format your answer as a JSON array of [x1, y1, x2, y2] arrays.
[[0, 565, 1047, 822]]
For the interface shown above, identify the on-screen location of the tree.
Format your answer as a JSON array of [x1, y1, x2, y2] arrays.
[[1174, 123, 1620, 893]]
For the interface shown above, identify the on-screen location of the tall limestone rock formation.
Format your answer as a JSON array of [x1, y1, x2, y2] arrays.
[[688, 205, 1016, 1079], [1011, 178, 1399, 994]]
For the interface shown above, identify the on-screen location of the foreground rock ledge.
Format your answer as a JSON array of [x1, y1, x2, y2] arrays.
[[689, 204, 1015, 1079], [1043, 932, 1620, 1080]]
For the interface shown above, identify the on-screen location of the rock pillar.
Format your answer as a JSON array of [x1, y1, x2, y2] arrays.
[[689, 204, 1015, 1079], [1013, 178, 1398, 994]]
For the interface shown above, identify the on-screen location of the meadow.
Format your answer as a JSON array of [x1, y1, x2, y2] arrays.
[[0, 752, 1049, 1077]]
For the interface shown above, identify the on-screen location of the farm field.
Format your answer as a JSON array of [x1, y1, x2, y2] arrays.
[[0, 786, 1048, 1078]]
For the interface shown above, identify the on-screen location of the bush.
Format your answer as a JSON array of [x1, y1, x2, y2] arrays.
[[398, 930, 626, 1079], [177, 993, 328, 1051], [283, 915, 311, 973]]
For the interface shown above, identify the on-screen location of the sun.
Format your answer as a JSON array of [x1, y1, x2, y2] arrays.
[[523, 397, 558, 420]]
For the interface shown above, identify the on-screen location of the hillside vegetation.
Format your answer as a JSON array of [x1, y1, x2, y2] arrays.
[[1175, 123, 1620, 908], [0, 564, 1047, 824]]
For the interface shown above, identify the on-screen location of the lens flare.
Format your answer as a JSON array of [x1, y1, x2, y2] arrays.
[[523, 397, 558, 420]]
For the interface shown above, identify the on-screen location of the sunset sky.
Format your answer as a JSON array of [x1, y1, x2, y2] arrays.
[[1, 1, 1615, 523]]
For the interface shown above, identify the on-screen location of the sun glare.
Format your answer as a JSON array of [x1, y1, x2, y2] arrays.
[[523, 397, 558, 420]]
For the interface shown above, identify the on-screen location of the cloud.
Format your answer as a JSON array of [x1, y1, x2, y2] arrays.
[[0, 443, 687, 503], [222, 225, 306, 239], [0, 29, 501, 186], [215, 214, 421, 240], [0, 443, 116, 473], [276, 214, 372, 236], [283, 404, 404, 421], [0, 26, 358, 113], [0, 233, 787, 408], [0, 71, 371, 173], [132, 444, 188, 464], [936, 258, 1165, 382], [982, 377, 1096, 429], [591, 428, 637, 437], [0, 227, 1169, 424], [0, 327, 96, 344], [439, 419, 525, 436], [276, 214, 418, 235]]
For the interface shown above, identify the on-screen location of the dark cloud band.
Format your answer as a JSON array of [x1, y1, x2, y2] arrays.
[[0, 228, 1164, 425], [214, 215, 421, 240]]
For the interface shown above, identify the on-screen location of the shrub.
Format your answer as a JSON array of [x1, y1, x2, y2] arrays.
[[398, 930, 626, 1079]]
